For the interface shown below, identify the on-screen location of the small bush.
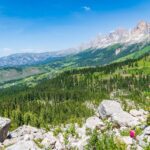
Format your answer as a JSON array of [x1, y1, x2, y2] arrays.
[[53, 127, 62, 136], [86, 130, 126, 150], [147, 114, 150, 126], [135, 127, 143, 136], [120, 129, 130, 136]]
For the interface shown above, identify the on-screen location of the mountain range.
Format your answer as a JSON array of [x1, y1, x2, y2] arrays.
[[0, 21, 150, 67], [0, 21, 150, 87]]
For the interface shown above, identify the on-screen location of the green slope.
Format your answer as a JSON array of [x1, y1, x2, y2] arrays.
[[0, 67, 47, 84], [0, 42, 150, 88], [0, 54, 149, 129]]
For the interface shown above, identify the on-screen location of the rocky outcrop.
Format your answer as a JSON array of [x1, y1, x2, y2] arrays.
[[0, 117, 11, 142], [98, 100, 140, 127], [111, 111, 140, 127], [98, 100, 123, 118], [0, 100, 149, 150]]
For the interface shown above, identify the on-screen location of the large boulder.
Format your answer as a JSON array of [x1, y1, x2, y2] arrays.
[[111, 111, 140, 127], [98, 100, 123, 119], [0, 117, 11, 142], [85, 116, 104, 130], [6, 140, 41, 150], [98, 100, 140, 127]]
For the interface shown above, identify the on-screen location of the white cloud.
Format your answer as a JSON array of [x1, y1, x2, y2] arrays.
[[82, 6, 91, 11], [0, 48, 14, 57]]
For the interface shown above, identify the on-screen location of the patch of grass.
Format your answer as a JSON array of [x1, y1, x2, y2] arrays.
[[33, 139, 44, 149], [53, 127, 62, 136], [120, 128, 130, 136], [147, 114, 150, 126], [86, 130, 126, 150]]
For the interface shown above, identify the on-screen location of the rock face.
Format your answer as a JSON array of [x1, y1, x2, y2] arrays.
[[0, 117, 11, 142]]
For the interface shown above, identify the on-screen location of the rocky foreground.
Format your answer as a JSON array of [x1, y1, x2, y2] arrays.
[[0, 100, 150, 150]]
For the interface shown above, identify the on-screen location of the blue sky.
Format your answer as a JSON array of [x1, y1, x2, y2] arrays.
[[0, 0, 150, 56]]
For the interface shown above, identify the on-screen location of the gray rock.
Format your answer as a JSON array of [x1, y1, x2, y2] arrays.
[[41, 132, 57, 148], [130, 109, 144, 117], [85, 116, 104, 130], [6, 140, 41, 150], [0, 117, 11, 142], [76, 126, 86, 138], [111, 111, 140, 127], [70, 136, 90, 150], [10, 125, 45, 140], [143, 126, 150, 135], [98, 100, 123, 119], [138, 139, 147, 147], [23, 134, 34, 141], [3, 138, 18, 147], [136, 145, 143, 150], [55, 141, 65, 150], [121, 136, 133, 145]]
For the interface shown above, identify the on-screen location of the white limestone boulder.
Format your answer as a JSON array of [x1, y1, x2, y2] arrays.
[[3, 138, 18, 147], [85, 116, 104, 130], [111, 111, 140, 127], [55, 141, 65, 150], [121, 136, 133, 145], [10, 125, 45, 140], [6, 140, 41, 150], [98, 100, 123, 119], [57, 133, 64, 143], [130, 109, 145, 117], [143, 126, 150, 135], [0, 117, 11, 142], [76, 126, 86, 138], [41, 132, 57, 148], [70, 136, 90, 150]]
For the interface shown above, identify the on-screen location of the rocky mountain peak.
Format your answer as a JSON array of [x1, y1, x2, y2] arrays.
[[132, 20, 150, 35], [78, 20, 150, 50]]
